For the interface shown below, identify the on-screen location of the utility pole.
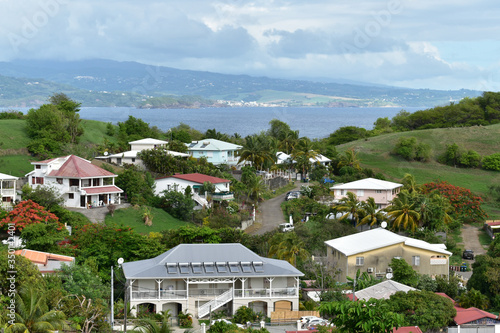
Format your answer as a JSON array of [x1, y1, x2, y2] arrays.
[[111, 266, 114, 331]]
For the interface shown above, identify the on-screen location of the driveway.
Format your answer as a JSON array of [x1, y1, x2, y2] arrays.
[[67, 203, 131, 223], [247, 183, 302, 235], [456, 224, 488, 280]]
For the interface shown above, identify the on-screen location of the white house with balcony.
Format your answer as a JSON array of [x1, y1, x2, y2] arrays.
[[96, 138, 189, 169], [0, 172, 18, 208], [331, 178, 403, 209], [187, 139, 242, 166], [155, 173, 234, 207], [122, 243, 304, 318], [26, 155, 123, 209]]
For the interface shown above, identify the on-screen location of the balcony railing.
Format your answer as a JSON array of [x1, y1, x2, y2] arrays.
[[211, 192, 234, 201], [234, 287, 297, 298], [131, 289, 187, 300]]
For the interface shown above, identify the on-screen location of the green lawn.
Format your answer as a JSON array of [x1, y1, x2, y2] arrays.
[[80, 119, 119, 145], [0, 119, 31, 150], [0, 155, 35, 177], [105, 206, 189, 234]]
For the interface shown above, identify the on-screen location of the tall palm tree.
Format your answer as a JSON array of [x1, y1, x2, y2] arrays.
[[278, 130, 299, 154], [335, 192, 362, 225], [245, 174, 267, 205], [6, 286, 67, 333], [291, 138, 319, 176], [337, 149, 361, 170], [238, 135, 274, 169], [358, 197, 386, 228], [402, 173, 419, 193], [131, 311, 172, 333], [268, 233, 309, 267], [385, 192, 421, 233]]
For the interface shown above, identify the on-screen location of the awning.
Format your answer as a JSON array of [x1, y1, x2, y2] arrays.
[[81, 185, 123, 195]]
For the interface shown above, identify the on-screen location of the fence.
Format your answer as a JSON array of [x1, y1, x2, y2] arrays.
[[270, 310, 320, 324]]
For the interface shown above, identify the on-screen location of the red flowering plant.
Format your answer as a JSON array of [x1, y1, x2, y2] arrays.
[[422, 181, 487, 223], [0, 199, 64, 232]]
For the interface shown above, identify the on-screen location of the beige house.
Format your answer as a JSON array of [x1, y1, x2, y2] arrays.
[[331, 178, 403, 209], [325, 228, 451, 283]]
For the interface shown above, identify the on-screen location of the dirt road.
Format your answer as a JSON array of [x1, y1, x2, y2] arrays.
[[460, 224, 487, 257]]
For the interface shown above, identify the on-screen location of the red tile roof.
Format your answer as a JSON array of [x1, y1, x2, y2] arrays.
[[47, 155, 116, 178], [159, 173, 230, 184], [454, 306, 498, 325], [14, 249, 75, 265], [83, 185, 123, 194]]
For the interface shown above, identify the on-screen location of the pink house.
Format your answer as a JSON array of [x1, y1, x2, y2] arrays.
[[331, 178, 403, 209]]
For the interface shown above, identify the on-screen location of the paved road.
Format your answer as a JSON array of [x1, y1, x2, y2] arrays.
[[456, 224, 488, 281], [248, 183, 302, 235]]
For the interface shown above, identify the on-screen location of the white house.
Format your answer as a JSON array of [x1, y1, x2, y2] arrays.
[[122, 243, 304, 318], [96, 138, 189, 169], [276, 151, 331, 166], [155, 173, 234, 206], [187, 139, 242, 166], [0, 172, 18, 208], [26, 155, 123, 209], [331, 178, 403, 209]]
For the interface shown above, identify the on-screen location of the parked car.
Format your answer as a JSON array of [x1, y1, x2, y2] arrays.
[[299, 316, 322, 327], [285, 191, 301, 201], [279, 222, 294, 232], [211, 319, 245, 329], [462, 249, 474, 260], [306, 319, 330, 329]]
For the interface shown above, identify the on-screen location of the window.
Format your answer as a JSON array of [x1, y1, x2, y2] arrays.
[[93, 178, 100, 186], [375, 190, 382, 193], [179, 263, 189, 274], [57, 178, 63, 185], [216, 262, 227, 273], [34, 177, 44, 185], [70, 179, 79, 187], [68, 193, 74, 199], [35, 165, 41, 169], [357, 190, 364, 196], [356, 257, 364, 266], [253, 261, 264, 273], [412, 256, 420, 266], [131, 158, 136, 162], [192, 262, 202, 274], [340, 190, 345, 195], [229, 262, 240, 273], [167, 263, 178, 274], [204, 262, 215, 273]]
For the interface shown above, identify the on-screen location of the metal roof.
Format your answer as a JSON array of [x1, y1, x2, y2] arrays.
[[324, 228, 451, 256], [155, 173, 230, 184], [355, 280, 417, 301], [122, 243, 304, 279], [187, 139, 242, 152], [44, 155, 117, 178], [331, 178, 402, 190], [129, 138, 169, 145]]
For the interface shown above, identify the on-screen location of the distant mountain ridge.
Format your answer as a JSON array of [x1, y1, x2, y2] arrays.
[[0, 59, 482, 108]]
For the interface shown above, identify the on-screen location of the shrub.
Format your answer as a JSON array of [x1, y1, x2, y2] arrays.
[[233, 306, 257, 324], [392, 137, 431, 162], [482, 153, 500, 171]]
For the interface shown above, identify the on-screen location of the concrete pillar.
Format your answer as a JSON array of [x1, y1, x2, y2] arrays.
[[201, 323, 206, 333]]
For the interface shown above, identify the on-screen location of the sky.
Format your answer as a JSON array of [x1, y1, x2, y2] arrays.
[[0, 0, 499, 91]]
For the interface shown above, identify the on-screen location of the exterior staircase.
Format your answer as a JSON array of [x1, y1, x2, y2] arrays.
[[192, 192, 210, 208], [198, 288, 233, 318]]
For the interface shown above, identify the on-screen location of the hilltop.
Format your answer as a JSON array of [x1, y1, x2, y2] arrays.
[[0, 59, 482, 108], [338, 123, 500, 217]]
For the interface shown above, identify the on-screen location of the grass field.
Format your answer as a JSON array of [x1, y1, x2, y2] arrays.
[[339, 123, 500, 218], [0, 119, 31, 150], [105, 206, 189, 234], [80, 119, 119, 145], [0, 155, 35, 177]]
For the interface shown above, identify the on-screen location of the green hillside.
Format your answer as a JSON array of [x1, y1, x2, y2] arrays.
[[339, 123, 500, 218]]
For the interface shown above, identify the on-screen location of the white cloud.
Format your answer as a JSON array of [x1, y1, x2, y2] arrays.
[[0, 0, 498, 90]]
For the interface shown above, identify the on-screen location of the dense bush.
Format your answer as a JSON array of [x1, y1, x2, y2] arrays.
[[439, 143, 481, 168], [392, 137, 431, 162], [482, 153, 500, 171]]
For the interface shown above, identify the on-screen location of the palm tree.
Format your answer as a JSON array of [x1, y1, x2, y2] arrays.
[[385, 192, 421, 233], [337, 149, 361, 170], [335, 191, 362, 225], [278, 130, 299, 154], [131, 310, 172, 333], [6, 286, 67, 333], [402, 173, 419, 193], [238, 135, 274, 169], [358, 197, 386, 228], [245, 174, 267, 205], [291, 138, 319, 176], [268, 233, 309, 267]]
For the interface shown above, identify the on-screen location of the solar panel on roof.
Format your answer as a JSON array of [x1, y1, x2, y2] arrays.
[[192, 262, 202, 274], [179, 263, 189, 274], [204, 262, 215, 273], [216, 262, 227, 273], [166, 263, 178, 274], [253, 261, 264, 273], [229, 262, 240, 273], [241, 262, 252, 273]]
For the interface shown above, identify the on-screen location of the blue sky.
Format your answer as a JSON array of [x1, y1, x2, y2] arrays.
[[0, 0, 498, 91]]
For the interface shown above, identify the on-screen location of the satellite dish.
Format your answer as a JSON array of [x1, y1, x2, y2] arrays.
[[117, 258, 124, 265], [104, 151, 109, 156], [386, 272, 393, 279], [381, 221, 387, 229]]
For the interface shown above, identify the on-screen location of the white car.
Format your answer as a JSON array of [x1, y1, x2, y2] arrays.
[[307, 319, 331, 329], [300, 316, 322, 324], [279, 223, 294, 232], [210, 319, 245, 329]]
